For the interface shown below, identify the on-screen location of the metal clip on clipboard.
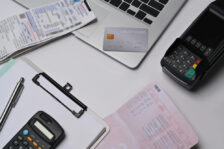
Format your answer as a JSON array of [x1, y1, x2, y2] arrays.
[[32, 73, 87, 118]]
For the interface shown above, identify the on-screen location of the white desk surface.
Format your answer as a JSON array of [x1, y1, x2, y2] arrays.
[[1, 0, 224, 148]]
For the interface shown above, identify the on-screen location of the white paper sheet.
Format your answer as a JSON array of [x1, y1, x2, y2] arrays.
[[0, 60, 106, 149]]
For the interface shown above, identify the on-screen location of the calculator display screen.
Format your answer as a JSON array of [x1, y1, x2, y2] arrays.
[[34, 120, 54, 140]]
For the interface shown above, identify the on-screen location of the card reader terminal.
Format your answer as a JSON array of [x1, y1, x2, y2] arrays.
[[161, 0, 224, 89]]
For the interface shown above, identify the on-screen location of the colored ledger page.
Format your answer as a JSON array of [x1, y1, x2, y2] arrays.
[[97, 83, 199, 149]]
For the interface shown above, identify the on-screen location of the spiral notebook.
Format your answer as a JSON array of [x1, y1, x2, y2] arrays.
[[0, 59, 109, 148]]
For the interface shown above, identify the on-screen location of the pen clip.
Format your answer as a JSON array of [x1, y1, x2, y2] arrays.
[[11, 88, 23, 108], [12, 84, 24, 107], [32, 73, 87, 118]]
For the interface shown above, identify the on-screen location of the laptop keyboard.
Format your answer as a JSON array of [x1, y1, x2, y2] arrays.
[[103, 0, 169, 25]]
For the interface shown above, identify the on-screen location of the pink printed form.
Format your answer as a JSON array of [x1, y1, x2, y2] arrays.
[[96, 83, 198, 149]]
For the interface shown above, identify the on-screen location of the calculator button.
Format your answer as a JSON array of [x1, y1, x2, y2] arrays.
[[28, 146, 33, 149], [8, 146, 14, 149], [13, 140, 19, 146], [27, 137, 32, 142], [22, 129, 29, 136], [41, 144, 46, 148], [36, 139, 40, 143], [38, 147, 42, 149], [23, 141, 29, 146], [33, 141, 38, 147], [30, 135, 35, 139], [18, 146, 24, 149], [17, 136, 23, 141]]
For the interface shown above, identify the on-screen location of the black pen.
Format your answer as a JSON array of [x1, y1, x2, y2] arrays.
[[0, 77, 24, 131]]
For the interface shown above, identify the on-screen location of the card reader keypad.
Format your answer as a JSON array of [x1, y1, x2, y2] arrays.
[[185, 35, 214, 58], [4, 128, 50, 149], [164, 45, 202, 80]]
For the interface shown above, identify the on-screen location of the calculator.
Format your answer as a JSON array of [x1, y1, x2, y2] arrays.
[[161, 0, 224, 89], [3, 111, 65, 149]]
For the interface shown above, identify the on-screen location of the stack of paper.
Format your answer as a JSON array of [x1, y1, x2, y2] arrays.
[[0, 0, 96, 64]]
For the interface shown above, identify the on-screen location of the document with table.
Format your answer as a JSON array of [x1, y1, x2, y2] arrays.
[[0, 59, 109, 148], [0, 0, 96, 64], [97, 83, 199, 149]]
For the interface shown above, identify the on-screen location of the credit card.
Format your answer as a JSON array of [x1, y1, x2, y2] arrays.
[[103, 27, 148, 52], [97, 83, 199, 149]]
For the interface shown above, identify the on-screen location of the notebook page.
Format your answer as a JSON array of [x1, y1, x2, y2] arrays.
[[0, 60, 105, 148]]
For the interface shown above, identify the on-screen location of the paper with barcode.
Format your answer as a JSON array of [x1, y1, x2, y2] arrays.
[[97, 83, 199, 149], [0, 0, 96, 63]]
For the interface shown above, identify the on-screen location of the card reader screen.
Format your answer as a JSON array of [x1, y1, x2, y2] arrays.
[[34, 121, 54, 140], [189, 9, 224, 49]]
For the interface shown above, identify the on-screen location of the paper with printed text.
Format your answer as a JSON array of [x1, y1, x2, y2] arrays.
[[0, 0, 96, 63], [97, 83, 199, 149]]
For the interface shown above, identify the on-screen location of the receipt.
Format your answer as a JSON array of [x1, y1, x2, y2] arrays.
[[0, 15, 37, 59], [27, 0, 93, 39], [97, 83, 199, 149], [0, 0, 96, 62]]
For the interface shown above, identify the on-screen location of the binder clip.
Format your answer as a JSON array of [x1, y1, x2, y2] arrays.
[[32, 73, 87, 118]]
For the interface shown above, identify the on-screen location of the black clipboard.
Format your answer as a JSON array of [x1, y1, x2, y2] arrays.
[[32, 72, 87, 118]]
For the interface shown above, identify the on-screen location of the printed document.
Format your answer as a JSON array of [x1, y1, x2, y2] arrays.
[[97, 83, 199, 149], [0, 0, 96, 62]]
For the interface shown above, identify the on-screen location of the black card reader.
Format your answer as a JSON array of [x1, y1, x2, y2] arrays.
[[161, 0, 224, 89]]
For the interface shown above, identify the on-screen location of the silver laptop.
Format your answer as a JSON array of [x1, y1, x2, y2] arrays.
[[14, 0, 187, 68]]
